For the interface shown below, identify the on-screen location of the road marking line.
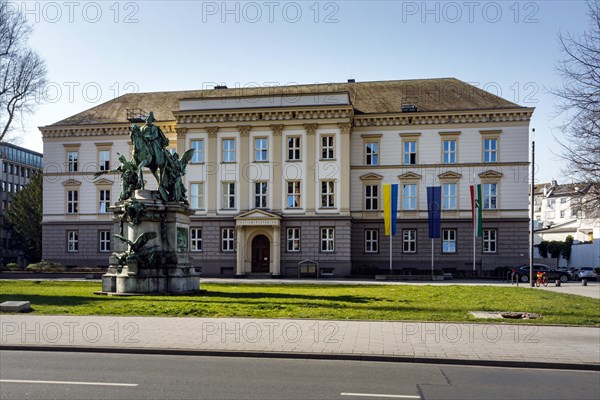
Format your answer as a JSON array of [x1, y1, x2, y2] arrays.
[[340, 393, 420, 399], [0, 379, 138, 387]]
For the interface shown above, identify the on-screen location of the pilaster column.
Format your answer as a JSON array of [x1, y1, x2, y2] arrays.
[[270, 124, 284, 212], [272, 225, 281, 277], [239, 125, 251, 211], [304, 123, 318, 214], [338, 122, 352, 215], [175, 128, 187, 155], [206, 127, 219, 214], [236, 225, 245, 276]]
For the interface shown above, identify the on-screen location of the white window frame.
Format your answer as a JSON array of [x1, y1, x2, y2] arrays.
[[191, 140, 204, 163], [287, 228, 300, 252], [483, 138, 497, 163], [321, 135, 334, 160], [99, 230, 111, 252], [67, 190, 78, 214], [286, 181, 301, 208], [222, 182, 236, 210], [191, 228, 202, 252], [442, 183, 457, 210], [365, 184, 379, 211], [320, 180, 335, 208], [442, 229, 456, 253], [190, 183, 205, 210], [320, 227, 335, 252], [222, 139, 236, 162], [68, 151, 78, 172], [483, 183, 497, 210], [403, 141, 417, 165], [254, 137, 268, 162], [222, 228, 235, 252], [443, 140, 456, 164], [99, 189, 111, 213], [67, 231, 79, 252], [365, 229, 379, 253], [254, 181, 268, 208], [483, 229, 497, 253], [287, 136, 301, 161], [403, 229, 417, 253], [365, 142, 379, 166], [99, 150, 110, 171], [403, 184, 417, 210]]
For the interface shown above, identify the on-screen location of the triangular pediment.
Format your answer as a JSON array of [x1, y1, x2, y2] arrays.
[[438, 171, 462, 180], [235, 209, 281, 220], [398, 172, 422, 181], [94, 178, 114, 185], [62, 179, 82, 186], [478, 170, 504, 179], [360, 173, 383, 181]]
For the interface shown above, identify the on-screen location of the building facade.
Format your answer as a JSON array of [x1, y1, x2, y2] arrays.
[[0, 142, 43, 267], [40, 79, 534, 276]]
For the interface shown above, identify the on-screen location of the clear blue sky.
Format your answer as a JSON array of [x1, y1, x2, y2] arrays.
[[10, 0, 591, 183]]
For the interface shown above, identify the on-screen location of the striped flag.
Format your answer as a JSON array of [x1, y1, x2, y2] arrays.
[[383, 183, 398, 236], [470, 184, 483, 237]]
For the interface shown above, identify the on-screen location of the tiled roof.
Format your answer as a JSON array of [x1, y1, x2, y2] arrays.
[[49, 78, 524, 126]]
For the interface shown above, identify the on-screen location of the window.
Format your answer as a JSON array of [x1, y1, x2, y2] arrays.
[[68, 151, 78, 172], [99, 150, 110, 171], [443, 140, 456, 163], [287, 228, 300, 252], [191, 228, 202, 252], [190, 183, 205, 210], [222, 182, 235, 209], [254, 182, 268, 208], [99, 189, 110, 213], [365, 184, 379, 211], [254, 138, 268, 162], [483, 229, 497, 253], [287, 137, 301, 161], [403, 229, 417, 253], [14, 165, 19, 176], [99, 231, 111, 252], [483, 183, 497, 209], [287, 181, 301, 208], [222, 139, 235, 162], [0, 181, 4, 192], [321, 180, 335, 208], [222, 228, 235, 251], [560, 210, 565, 218], [403, 141, 417, 165], [365, 229, 379, 253], [442, 183, 457, 210], [365, 142, 379, 166], [403, 184, 417, 210], [442, 229, 456, 253], [67, 190, 78, 214], [8, 163, 13, 174], [321, 135, 334, 160], [191, 140, 204, 163], [67, 231, 79, 252], [7, 183, 12, 193], [320, 227, 335, 252], [1, 162, 5, 173], [483, 138, 497, 162]]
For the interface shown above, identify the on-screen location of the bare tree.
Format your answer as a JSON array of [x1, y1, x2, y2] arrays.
[[554, 0, 600, 218], [0, 0, 47, 142]]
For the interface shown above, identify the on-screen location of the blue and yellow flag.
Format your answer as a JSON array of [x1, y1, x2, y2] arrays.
[[383, 184, 398, 236]]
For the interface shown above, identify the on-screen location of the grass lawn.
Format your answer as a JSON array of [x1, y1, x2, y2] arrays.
[[1, 281, 599, 326]]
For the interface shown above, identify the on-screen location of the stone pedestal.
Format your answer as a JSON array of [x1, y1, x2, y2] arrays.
[[101, 191, 200, 294]]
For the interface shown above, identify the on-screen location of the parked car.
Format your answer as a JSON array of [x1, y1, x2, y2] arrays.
[[557, 266, 579, 279], [576, 267, 598, 280], [510, 264, 571, 283]]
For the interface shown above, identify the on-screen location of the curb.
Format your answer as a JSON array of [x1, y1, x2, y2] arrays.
[[2, 345, 598, 372]]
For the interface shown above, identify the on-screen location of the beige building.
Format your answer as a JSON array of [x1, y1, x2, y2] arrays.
[[40, 79, 534, 277]]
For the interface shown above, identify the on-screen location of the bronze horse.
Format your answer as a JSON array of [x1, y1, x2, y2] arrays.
[[129, 123, 168, 200]]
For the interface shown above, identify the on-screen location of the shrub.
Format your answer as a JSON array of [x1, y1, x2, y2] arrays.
[[26, 260, 64, 272], [6, 262, 20, 271]]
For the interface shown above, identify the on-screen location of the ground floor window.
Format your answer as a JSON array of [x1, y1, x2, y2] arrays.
[[287, 228, 300, 252], [365, 229, 378, 253], [442, 229, 456, 253], [99, 230, 111, 252], [191, 228, 202, 252], [67, 231, 79, 252], [403, 229, 416, 253], [483, 229, 497, 253], [222, 228, 235, 252], [320, 227, 335, 252]]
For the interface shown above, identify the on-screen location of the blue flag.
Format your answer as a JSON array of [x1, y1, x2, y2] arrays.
[[383, 184, 398, 236], [427, 186, 441, 239]]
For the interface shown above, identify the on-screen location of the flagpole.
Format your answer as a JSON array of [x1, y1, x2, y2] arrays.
[[389, 229, 392, 274], [473, 174, 476, 273], [431, 238, 434, 275]]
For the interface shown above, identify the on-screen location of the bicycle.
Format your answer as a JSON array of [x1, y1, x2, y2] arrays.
[[535, 272, 549, 287]]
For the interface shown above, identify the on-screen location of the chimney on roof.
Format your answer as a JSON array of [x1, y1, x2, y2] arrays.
[[551, 179, 557, 187], [214, 85, 228, 90], [347, 79, 356, 83]]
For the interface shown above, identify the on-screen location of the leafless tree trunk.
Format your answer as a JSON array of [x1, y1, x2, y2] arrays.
[[553, 0, 600, 218], [0, 0, 47, 142]]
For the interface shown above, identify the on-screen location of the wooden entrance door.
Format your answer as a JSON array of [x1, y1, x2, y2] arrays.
[[251, 235, 270, 273]]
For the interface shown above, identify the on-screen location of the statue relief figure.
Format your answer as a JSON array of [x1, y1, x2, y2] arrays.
[[161, 149, 195, 203]]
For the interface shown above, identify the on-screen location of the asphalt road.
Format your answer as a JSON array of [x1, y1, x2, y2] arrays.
[[1, 351, 599, 400]]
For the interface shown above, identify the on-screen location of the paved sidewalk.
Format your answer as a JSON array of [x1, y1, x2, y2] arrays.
[[1, 315, 598, 370]]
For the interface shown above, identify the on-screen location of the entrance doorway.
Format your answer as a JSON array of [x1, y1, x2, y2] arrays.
[[251, 235, 270, 273]]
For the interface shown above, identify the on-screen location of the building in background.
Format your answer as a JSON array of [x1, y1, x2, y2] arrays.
[[39, 78, 534, 276], [0, 142, 43, 267]]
